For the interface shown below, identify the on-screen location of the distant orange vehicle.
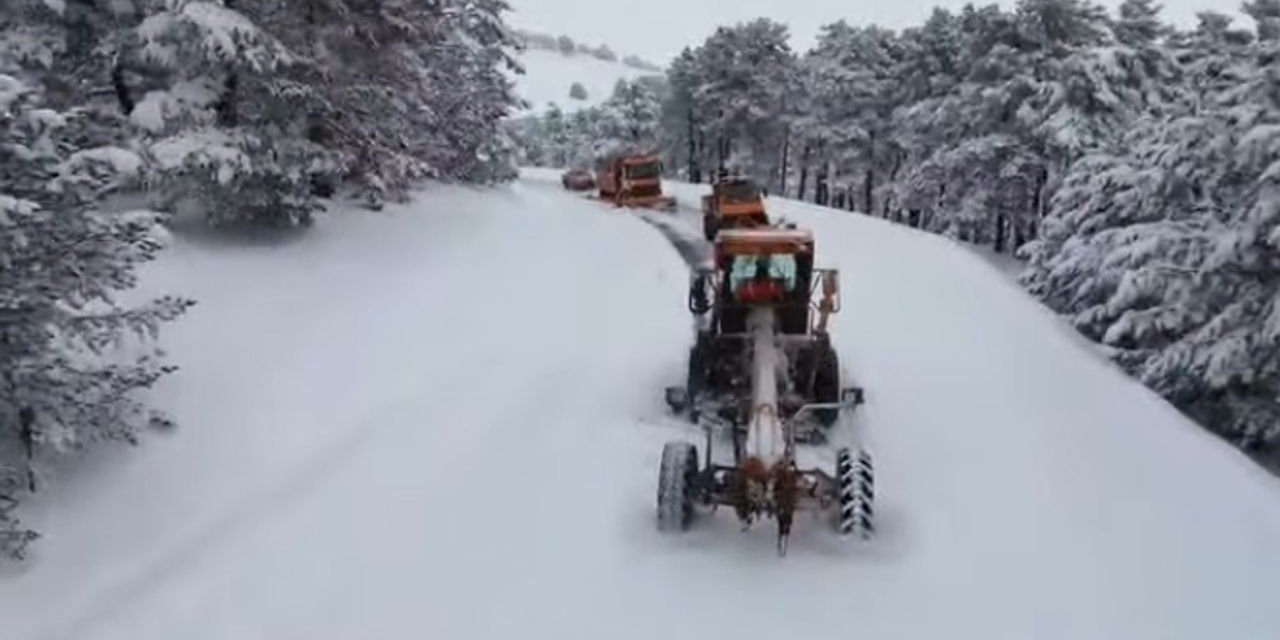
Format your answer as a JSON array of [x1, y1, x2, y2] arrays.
[[562, 168, 595, 191], [702, 175, 768, 240], [596, 153, 676, 210]]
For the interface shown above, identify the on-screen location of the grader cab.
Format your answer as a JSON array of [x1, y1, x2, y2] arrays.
[[672, 228, 850, 429], [701, 176, 769, 240]]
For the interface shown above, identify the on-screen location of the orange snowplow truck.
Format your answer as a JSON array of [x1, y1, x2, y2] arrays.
[[702, 175, 768, 240], [596, 154, 677, 210]]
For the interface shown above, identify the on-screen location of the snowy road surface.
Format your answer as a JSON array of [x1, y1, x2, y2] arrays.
[[3, 173, 1279, 640]]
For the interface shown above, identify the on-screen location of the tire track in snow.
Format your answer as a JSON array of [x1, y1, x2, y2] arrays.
[[633, 210, 711, 270]]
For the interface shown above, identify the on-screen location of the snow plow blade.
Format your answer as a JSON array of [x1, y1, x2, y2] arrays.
[[617, 195, 676, 211]]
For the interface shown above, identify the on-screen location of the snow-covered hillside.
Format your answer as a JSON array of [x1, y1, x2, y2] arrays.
[[4, 172, 1278, 640], [511, 48, 658, 114]]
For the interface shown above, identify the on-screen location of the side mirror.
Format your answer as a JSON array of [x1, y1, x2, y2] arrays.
[[824, 270, 840, 297], [842, 387, 865, 406], [688, 268, 713, 313], [665, 386, 690, 413]]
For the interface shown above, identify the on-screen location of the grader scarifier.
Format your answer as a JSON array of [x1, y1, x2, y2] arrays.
[[658, 227, 875, 554]]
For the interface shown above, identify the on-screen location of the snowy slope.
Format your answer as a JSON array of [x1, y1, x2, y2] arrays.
[[3, 172, 1280, 640], [511, 48, 656, 114]]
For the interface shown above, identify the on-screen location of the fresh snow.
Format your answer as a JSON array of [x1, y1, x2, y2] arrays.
[[130, 82, 220, 133], [511, 48, 655, 114], [0, 74, 24, 110], [2, 171, 1278, 639], [148, 128, 248, 183], [61, 148, 144, 179]]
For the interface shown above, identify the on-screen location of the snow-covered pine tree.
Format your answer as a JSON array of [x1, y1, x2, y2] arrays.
[[541, 104, 571, 167], [126, 0, 320, 226], [0, 66, 192, 559], [688, 19, 796, 183], [565, 106, 605, 169], [660, 46, 707, 182], [1158, 8, 1280, 455], [878, 8, 964, 221], [1022, 2, 1280, 460], [412, 0, 524, 183], [601, 79, 662, 146], [1114, 0, 1172, 48], [1019, 113, 1231, 365], [804, 21, 904, 214]]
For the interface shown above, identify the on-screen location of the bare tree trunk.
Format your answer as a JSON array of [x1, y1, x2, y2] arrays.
[[816, 161, 829, 206], [214, 72, 238, 127], [884, 149, 903, 219], [797, 144, 811, 201], [778, 125, 790, 197], [112, 58, 133, 115], [687, 107, 700, 183], [863, 129, 876, 214]]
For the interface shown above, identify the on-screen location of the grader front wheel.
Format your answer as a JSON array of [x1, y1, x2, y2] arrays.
[[836, 447, 875, 539]]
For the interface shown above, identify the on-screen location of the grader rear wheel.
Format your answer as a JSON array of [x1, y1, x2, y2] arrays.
[[813, 346, 840, 426], [657, 442, 699, 532]]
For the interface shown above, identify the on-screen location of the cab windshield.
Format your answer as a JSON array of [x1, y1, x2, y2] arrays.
[[625, 162, 661, 180], [720, 181, 760, 202], [728, 254, 798, 292]]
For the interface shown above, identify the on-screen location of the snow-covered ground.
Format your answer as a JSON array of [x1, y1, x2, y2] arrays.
[[510, 49, 657, 114], [3, 172, 1280, 640]]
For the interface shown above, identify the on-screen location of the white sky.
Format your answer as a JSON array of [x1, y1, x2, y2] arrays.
[[506, 0, 1249, 65]]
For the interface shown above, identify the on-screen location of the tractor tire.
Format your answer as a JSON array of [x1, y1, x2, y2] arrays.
[[703, 214, 719, 241], [836, 447, 874, 539], [657, 442, 699, 532], [813, 345, 841, 427]]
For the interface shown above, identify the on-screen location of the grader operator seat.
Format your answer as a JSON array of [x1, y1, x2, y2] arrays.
[[732, 255, 788, 304], [707, 229, 816, 336]]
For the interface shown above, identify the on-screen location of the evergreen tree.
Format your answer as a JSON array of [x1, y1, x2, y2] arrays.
[[0, 65, 192, 559]]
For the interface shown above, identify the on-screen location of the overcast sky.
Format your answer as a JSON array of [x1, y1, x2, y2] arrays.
[[506, 0, 1247, 65]]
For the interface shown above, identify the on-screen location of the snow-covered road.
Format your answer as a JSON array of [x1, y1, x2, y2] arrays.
[[3, 173, 1279, 640]]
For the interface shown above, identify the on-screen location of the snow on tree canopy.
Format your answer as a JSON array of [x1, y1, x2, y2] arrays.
[[135, 1, 293, 71], [0, 48, 192, 559]]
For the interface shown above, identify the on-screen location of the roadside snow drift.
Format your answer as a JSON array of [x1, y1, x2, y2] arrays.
[[3, 172, 1279, 640]]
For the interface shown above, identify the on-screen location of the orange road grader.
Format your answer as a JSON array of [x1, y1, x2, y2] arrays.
[[595, 153, 677, 210], [659, 227, 874, 554], [702, 174, 769, 240]]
